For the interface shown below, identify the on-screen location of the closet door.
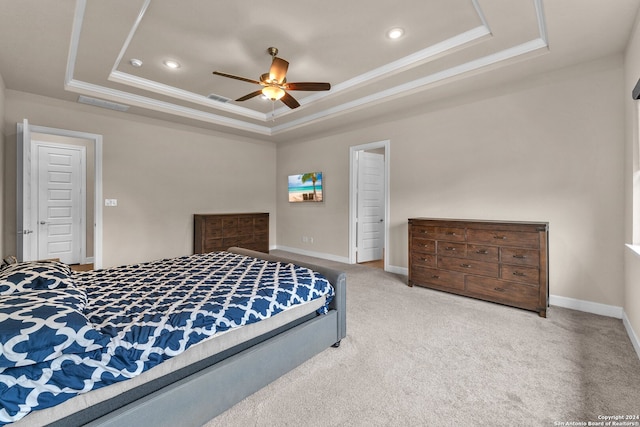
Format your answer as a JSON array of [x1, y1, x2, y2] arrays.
[[356, 151, 384, 263]]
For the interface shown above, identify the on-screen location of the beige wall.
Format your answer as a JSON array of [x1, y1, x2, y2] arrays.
[[277, 56, 626, 307], [624, 11, 640, 353], [277, 138, 351, 257], [3, 90, 276, 268], [0, 73, 5, 259]]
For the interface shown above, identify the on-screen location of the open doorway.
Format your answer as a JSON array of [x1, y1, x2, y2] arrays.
[[349, 140, 389, 270], [17, 120, 103, 268]]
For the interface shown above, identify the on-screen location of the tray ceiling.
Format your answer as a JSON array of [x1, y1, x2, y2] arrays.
[[1, 0, 638, 141]]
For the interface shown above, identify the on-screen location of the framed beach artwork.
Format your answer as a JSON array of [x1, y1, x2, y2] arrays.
[[288, 172, 323, 202]]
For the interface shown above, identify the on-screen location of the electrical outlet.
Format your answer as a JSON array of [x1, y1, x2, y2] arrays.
[[105, 199, 118, 207], [309, 237, 314, 244], [302, 236, 308, 243]]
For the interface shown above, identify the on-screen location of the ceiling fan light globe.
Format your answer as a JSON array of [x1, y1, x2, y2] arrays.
[[262, 86, 285, 101]]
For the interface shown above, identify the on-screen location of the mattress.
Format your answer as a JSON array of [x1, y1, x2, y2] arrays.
[[0, 252, 334, 425]]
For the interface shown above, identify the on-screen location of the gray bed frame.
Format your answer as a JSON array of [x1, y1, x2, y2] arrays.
[[47, 248, 346, 427]]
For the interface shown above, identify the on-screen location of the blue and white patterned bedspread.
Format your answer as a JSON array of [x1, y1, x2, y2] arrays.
[[0, 252, 334, 424]]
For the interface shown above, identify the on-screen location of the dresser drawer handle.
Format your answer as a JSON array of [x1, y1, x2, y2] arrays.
[[512, 254, 526, 259], [420, 257, 429, 262], [445, 231, 457, 236], [475, 249, 488, 254], [493, 235, 507, 240], [422, 244, 430, 248], [512, 271, 526, 277], [431, 274, 440, 279], [445, 247, 456, 251], [494, 287, 506, 292], [460, 263, 472, 268]]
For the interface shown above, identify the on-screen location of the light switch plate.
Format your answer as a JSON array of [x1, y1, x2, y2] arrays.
[[105, 199, 118, 207]]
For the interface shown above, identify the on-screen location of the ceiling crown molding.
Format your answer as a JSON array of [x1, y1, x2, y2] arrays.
[[65, 0, 548, 137]]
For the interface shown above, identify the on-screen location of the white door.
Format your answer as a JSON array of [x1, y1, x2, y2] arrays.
[[34, 143, 84, 264], [356, 152, 385, 263]]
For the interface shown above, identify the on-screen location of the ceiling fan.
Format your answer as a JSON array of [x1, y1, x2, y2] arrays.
[[212, 47, 331, 109]]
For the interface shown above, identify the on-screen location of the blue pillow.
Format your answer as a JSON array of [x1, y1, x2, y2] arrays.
[[0, 261, 74, 295], [0, 288, 109, 368]]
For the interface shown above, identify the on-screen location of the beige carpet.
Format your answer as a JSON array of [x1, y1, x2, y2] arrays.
[[204, 251, 640, 427]]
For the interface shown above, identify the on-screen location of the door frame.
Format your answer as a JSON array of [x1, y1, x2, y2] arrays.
[[349, 140, 390, 269], [17, 121, 103, 268]]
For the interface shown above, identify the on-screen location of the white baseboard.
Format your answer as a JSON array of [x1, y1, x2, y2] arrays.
[[387, 265, 408, 275], [549, 294, 624, 319], [273, 246, 350, 264]]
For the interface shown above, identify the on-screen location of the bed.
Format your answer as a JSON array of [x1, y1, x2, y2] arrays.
[[0, 247, 347, 426]]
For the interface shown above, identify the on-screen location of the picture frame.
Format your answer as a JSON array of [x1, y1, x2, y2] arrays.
[[288, 172, 323, 202]]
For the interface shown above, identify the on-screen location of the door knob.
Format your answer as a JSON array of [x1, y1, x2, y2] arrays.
[[40, 221, 47, 225]]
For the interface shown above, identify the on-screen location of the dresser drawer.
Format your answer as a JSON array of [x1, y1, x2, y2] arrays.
[[466, 244, 499, 262], [254, 216, 269, 229], [238, 217, 255, 227], [237, 225, 253, 236], [467, 229, 539, 249], [438, 256, 499, 278], [411, 252, 436, 268], [223, 235, 253, 248], [411, 238, 436, 254], [222, 217, 238, 228], [465, 275, 539, 308], [435, 227, 465, 242], [410, 266, 464, 292], [255, 230, 268, 241], [501, 264, 539, 285], [501, 247, 539, 267], [437, 241, 466, 257], [202, 228, 222, 239], [204, 238, 223, 252], [412, 225, 436, 239], [222, 227, 239, 238], [205, 217, 222, 229]]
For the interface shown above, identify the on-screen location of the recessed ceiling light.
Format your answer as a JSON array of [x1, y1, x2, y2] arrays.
[[130, 58, 143, 68], [163, 59, 180, 69], [387, 27, 405, 40]]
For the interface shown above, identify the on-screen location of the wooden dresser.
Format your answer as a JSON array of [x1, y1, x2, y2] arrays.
[[408, 218, 548, 317], [194, 213, 269, 254]]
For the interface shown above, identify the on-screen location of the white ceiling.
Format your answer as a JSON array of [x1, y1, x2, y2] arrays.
[[0, 0, 638, 142]]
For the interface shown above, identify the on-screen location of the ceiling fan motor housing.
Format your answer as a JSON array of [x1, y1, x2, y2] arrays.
[[211, 46, 330, 109]]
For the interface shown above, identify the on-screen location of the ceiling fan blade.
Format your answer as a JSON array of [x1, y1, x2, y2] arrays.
[[212, 71, 261, 85], [269, 57, 289, 84], [285, 82, 331, 91], [236, 90, 264, 102], [281, 92, 300, 109]]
